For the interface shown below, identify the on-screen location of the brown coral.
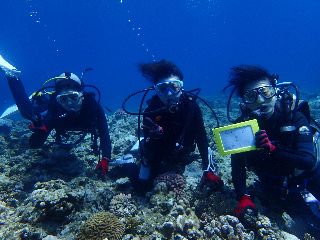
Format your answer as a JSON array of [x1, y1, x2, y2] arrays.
[[154, 173, 186, 198], [77, 211, 125, 240]]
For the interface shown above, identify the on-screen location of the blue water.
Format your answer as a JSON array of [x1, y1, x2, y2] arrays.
[[1, 0, 320, 113]]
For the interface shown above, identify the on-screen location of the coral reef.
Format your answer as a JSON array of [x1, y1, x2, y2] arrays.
[[194, 191, 237, 218], [19, 179, 80, 223], [77, 211, 125, 240], [0, 93, 319, 239], [108, 111, 137, 157], [201, 215, 255, 239], [149, 184, 177, 214], [109, 193, 138, 218], [154, 172, 186, 198]]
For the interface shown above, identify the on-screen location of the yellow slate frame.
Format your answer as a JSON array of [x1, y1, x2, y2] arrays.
[[212, 119, 260, 156]]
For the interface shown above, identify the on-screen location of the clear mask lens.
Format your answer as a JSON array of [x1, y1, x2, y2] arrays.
[[243, 85, 275, 104], [56, 91, 83, 110], [155, 80, 183, 95]]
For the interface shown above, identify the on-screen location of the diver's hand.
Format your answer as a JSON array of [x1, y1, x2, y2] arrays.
[[200, 170, 224, 191], [0, 54, 21, 78], [234, 195, 256, 218], [142, 117, 164, 139], [95, 157, 109, 177], [255, 130, 276, 153]]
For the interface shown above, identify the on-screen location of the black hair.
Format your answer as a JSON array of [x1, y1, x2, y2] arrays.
[[224, 65, 277, 96], [139, 59, 184, 84]]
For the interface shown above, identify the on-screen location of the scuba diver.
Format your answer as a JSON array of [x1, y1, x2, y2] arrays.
[[119, 59, 223, 194], [0, 54, 111, 177], [224, 65, 320, 235]]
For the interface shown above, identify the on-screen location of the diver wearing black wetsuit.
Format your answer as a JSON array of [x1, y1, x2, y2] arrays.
[[114, 60, 223, 193], [232, 108, 320, 200], [224, 65, 320, 237], [0, 56, 112, 176], [29, 91, 111, 160], [6, 74, 111, 160], [142, 92, 209, 177]]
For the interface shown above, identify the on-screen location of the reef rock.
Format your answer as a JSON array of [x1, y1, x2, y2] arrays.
[[19, 179, 82, 223], [109, 193, 138, 218]]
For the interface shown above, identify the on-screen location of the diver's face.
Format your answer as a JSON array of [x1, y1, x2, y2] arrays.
[[242, 79, 276, 119], [56, 90, 84, 112], [155, 76, 183, 105]]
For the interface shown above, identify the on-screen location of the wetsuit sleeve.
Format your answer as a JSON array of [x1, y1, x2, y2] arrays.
[[28, 108, 54, 148], [272, 113, 316, 170], [7, 76, 35, 121], [231, 152, 248, 198], [95, 103, 112, 159], [194, 103, 209, 170], [6, 76, 54, 148]]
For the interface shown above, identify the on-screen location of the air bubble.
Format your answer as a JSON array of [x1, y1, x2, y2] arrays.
[[119, 1, 156, 61], [26, 0, 61, 54]]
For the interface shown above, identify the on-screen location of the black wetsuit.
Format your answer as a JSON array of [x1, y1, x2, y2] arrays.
[[111, 93, 209, 193], [231, 106, 320, 201], [31, 93, 111, 158], [142, 93, 209, 178], [7, 76, 111, 159]]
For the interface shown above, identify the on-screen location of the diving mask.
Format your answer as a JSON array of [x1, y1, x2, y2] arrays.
[[56, 90, 84, 112], [242, 85, 276, 104], [154, 77, 183, 96]]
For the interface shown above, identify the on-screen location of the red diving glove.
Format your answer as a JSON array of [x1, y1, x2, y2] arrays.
[[255, 130, 276, 153], [95, 157, 109, 176], [200, 171, 224, 191], [29, 122, 48, 133], [142, 117, 164, 139], [234, 195, 256, 218]]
